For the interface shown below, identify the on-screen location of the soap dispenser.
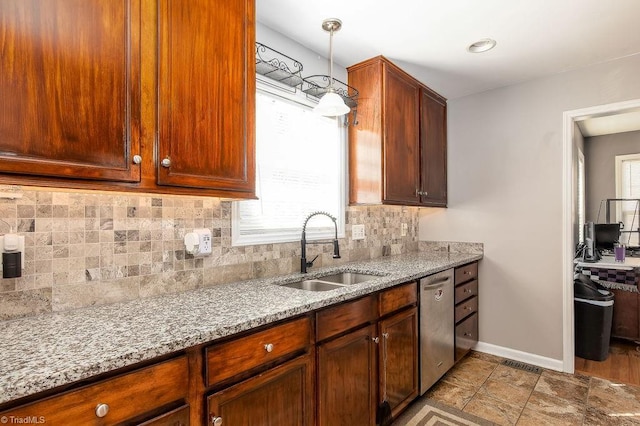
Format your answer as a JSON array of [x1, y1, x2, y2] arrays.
[[2, 232, 21, 278]]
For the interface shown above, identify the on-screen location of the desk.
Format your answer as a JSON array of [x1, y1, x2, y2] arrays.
[[575, 256, 640, 271]]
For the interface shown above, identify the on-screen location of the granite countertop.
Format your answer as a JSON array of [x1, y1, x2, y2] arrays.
[[0, 251, 482, 405]]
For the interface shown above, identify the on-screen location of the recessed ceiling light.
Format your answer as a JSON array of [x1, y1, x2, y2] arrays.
[[467, 38, 497, 53]]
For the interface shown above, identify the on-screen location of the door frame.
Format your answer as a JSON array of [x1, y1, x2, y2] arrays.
[[562, 98, 640, 373]]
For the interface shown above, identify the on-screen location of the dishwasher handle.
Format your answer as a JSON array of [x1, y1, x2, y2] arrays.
[[421, 276, 451, 290]]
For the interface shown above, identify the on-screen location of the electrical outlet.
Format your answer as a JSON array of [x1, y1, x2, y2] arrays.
[[401, 223, 408, 237], [352, 224, 365, 240]]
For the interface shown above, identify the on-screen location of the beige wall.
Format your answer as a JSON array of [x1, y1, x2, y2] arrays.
[[584, 130, 640, 223], [419, 53, 640, 361]]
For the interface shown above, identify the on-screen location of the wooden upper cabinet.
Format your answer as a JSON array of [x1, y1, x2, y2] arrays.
[[0, 0, 141, 182], [383, 65, 421, 205], [157, 0, 255, 193], [420, 89, 447, 206], [348, 56, 447, 207]]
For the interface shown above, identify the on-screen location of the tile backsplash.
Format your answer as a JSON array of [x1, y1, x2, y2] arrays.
[[0, 187, 419, 321]]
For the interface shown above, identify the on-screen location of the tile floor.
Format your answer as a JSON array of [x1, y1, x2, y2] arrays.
[[421, 351, 640, 425]]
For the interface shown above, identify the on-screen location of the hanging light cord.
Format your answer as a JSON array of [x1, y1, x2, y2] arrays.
[[328, 25, 335, 90]]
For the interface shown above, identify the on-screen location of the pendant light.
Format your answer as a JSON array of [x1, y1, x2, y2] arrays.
[[314, 18, 350, 117]]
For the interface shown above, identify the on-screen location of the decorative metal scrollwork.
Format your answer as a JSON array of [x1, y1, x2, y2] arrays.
[[301, 75, 359, 108], [255, 42, 304, 87]]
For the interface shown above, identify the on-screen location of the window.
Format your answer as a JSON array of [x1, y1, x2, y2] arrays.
[[615, 153, 640, 246], [577, 149, 585, 243], [232, 84, 346, 246]]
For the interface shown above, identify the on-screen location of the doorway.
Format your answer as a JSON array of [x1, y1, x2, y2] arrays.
[[563, 99, 640, 377]]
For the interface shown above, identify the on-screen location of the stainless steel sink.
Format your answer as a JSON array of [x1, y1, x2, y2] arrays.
[[279, 272, 382, 291], [318, 272, 379, 285], [281, 280, 345, 291]]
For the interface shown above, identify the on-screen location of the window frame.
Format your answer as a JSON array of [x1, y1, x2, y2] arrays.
[[577, 148, 585, 243], [614, 152, 640, 246], [231, 78, 347, 247]]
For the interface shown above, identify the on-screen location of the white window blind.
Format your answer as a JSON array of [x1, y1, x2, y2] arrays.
[[615, 153, 640, 246], [232, 88, 345, 246]]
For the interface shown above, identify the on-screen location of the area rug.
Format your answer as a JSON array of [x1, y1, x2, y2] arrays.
[[392, 397, 495, 426]]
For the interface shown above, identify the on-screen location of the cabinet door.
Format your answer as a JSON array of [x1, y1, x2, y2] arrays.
[[420, 90, 447, 206], [382, 65, 420, 205], [0, 0, 141, 182], [379, 307, 419, 418], [157, 0, 255, 193], [318, 324, 377, 426], [207, 353, 314, 426], [455, 312, 478, 361], [611, 289, 639, 340]]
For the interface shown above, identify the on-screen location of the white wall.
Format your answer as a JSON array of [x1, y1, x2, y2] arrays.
[[419, 53, 640, 361]]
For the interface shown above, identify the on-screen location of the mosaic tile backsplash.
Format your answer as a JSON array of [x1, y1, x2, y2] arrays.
[[0, 187, 420, 321]]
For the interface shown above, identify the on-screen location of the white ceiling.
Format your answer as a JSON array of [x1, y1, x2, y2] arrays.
[[257, 0, 640, 100], [578, 110, 640, 138]]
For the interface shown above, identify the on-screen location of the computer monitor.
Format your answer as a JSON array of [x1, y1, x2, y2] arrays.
[[594, 223, 620, 250]]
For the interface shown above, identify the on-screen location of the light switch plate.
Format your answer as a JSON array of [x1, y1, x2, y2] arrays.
[[401, 223, 408, 237], [352, 224, 365, 240]]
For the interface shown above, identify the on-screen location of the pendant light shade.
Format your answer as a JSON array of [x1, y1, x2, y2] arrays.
[[314, 18, 350, 117], [315, 89, 350, 116]]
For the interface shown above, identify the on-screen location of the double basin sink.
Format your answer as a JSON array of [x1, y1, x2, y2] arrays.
[[280, 272, 382, 291]]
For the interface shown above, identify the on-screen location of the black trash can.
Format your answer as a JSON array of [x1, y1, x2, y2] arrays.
[[574, 274, 614, 361]]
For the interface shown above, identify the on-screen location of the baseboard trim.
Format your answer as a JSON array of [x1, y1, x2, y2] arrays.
[[474, 341, 564, 372]]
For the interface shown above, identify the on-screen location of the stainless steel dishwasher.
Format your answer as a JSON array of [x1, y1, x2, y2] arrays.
[[419, 268, 455, 394]]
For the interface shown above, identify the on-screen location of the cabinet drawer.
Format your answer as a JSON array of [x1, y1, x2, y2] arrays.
[[456, 313, 478, 361], [1, 356, 188, 424], [455, 279, 478, 304], [379, 281, 417, 317], [138, 404, 190, 425], [316, 295, 377, 342], [455, 262, 477, 284], [455, 296, 478, 323], [206, 316, 312, 386]]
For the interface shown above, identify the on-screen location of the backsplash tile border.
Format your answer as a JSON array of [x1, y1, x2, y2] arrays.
[[0, 186, 420, 321]]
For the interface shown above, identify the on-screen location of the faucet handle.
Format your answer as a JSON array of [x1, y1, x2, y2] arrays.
[[306, 254, 320, 268]]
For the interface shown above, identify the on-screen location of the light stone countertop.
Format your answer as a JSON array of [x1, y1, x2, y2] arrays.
[[0, 251, 482, 405]]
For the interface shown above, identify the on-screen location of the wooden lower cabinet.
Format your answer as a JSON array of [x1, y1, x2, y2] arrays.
[[0, 356, 189, 425], [611, 288, 640, 340], [454, 262, 479, 362], [207, 353, 315, 426], [138, 405, 190, 425], [379, 307, 419, 418], [455, 313, 478, 361], [317, 324, 378, 426]]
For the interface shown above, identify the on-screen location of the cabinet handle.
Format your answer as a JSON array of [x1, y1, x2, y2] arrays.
[[95, 403, 109, 418], [418, 191, 428, 196], [464, 332, 473, 337], [264, 343, 274, 353], [161, 157, 171, 168], [372, 336, 380, 344], [211, 416, 223, 426], [132, 155, 142, 164], [382, 332, 389, 339]]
